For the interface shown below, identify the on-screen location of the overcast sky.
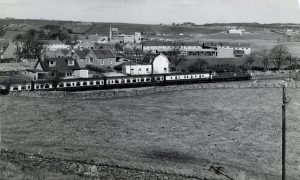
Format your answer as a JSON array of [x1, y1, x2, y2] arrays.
[[1, 0, 300, 24]]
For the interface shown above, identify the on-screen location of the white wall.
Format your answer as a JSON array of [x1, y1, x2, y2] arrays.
[[152, 54, 169, 74], [122, 65, 152, 75], [74, 70, 89, 78]]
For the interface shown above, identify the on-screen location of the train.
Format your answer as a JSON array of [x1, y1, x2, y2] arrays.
[[0, 70, 251, 94]]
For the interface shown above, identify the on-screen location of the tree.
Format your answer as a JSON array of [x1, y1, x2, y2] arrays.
[[188, 59, 209, 72], [0, 26, 6, 38], [270, 45, 290, 70], [257, 49, 270, 71], [14, 29, 46, 59], [114, 42, 123, 53], [244, 51, 259, 69]]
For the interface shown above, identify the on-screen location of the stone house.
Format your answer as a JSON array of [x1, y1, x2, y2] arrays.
[[85, 49, 116, 68]]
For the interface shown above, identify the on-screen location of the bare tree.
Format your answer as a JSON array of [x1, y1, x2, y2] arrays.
[[270, 44, 290, 70], [257, 49, 270, 71], [244, 51, 259, 69]]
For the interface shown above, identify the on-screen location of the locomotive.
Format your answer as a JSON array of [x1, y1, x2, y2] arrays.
[[0, 70, 251, 94]]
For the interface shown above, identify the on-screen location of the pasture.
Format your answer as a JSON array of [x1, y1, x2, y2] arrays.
[[1, 88, 300, 179]]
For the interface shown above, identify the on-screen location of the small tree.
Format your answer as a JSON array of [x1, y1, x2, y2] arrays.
[[258, 49, 270, 72], [270, 45, 290, 70], [244, 51, 259, 69]]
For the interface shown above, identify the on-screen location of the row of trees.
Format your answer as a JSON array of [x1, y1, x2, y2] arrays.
[[245, 44, 299, 71], [13, 25, 74, 60]]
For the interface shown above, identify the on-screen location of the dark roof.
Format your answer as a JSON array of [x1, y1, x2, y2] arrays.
[[40, 40, 65, 45], [74, 49, 90, 59], [143, 41, 203, 47], [61, 49, 70, 55], [36, 57, 80, 73], [92, 50, 116, 59]]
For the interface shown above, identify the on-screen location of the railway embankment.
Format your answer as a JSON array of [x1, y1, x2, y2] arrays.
[[7, 80, 300, 99], [0, 149, 218, 180]]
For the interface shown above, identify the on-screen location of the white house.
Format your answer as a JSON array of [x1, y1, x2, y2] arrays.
[[41, 40, 70, 51], [122, 54, 170, 75], [151, 54, 170, 74], [227, 28, 245, 35], [122, 64, 152, 75]]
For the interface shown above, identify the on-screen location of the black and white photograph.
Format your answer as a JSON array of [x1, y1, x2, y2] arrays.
[[0, 0, 300, 179]]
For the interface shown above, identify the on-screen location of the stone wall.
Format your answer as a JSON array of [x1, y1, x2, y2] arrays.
[[7, 80, 300, 100], [0, 149, 206, 180]]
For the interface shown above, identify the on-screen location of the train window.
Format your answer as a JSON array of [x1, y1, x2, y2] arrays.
[[141, 78, 144, 82], [66, 83, 71, 87], [13, 86, 18, 91], [115, 80, 119, 84], [45, 84, 50, 88], [21, 86, 26, 90], [26, 85, 31, 90], [83, 82, 87, 86], [146, 78, 150, 81], [132, 79, 136, 83], [76, 82, 80, 86], [161, 77, 164, 80], [40, 85, 44, 89], [96, 81, 100, 85]]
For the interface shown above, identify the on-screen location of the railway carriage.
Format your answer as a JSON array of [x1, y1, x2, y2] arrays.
[[0, 71, 252, 93]]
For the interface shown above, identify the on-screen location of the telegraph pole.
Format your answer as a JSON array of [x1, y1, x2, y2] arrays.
[[282, 83, 287, 180]]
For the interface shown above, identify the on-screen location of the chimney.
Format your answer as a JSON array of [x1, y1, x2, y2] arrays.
[[40, 49, 44, 61]]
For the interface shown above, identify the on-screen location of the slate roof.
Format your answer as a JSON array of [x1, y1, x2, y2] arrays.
[[36, 57, 80, 73], [40, 40, 65, 45], [61, 49, 70, 55], [92, 50, 116, 59], [74, 49, 90, 59], [143, 41, 203, 47]]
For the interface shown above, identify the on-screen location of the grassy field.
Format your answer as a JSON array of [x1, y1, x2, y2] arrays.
[[1, 88, 300, 179]]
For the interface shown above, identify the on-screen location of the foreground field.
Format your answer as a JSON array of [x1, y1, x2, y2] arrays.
[[1, 88, 300, 179]]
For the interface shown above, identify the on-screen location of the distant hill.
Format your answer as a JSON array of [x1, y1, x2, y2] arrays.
[[0, 18, 226, 36]]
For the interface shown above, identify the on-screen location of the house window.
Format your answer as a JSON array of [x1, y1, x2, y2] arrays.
[[90, 57, 93, 63], [66, 72, 73, 77], [68, 60, 74, 66], [49, 61, 55, 67]]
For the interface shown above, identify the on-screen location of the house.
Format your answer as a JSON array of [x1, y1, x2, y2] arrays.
[[122, 64, 152, 75], [142, 41, 218, 57], [41, 40, 70, 51], [34, 57, 87, 79], [227, 28, 245, 35], [85, 49, 116, 68], [0, 41, 17, 60], [77, 39, 95, 49], [122, 54, 170, 75], [68, 49, 91, 68], [44, 49, 70, 58], [151, 54, 170, 74]]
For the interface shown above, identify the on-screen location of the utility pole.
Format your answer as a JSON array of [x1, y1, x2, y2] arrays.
[[282, 83, 287, 180], [289, 55, 292, 81]]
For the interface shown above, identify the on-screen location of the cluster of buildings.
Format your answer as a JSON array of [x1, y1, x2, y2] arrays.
[[141, 41, 251, 58]]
